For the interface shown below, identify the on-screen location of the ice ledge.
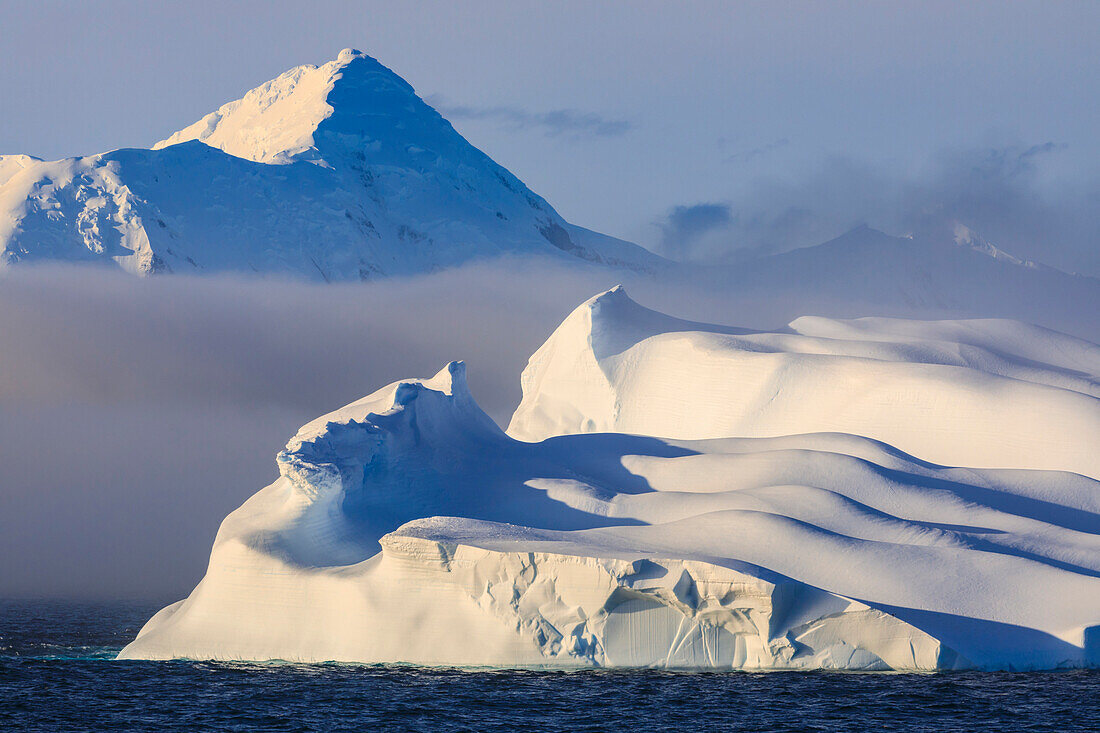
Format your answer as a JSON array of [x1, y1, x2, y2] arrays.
[[379, 525, 957, 669], [121, 518, 958, 670]]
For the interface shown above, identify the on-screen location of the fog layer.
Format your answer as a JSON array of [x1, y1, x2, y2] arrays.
[[1, 258, 1093, 599], [0, 262, 635, 599]]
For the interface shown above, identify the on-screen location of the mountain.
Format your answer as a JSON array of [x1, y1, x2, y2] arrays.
[[119, 290, 1100, 669], [684, 224, 1099, 342], [2, 50, 1094, 341], [0, 49, 662, 279]]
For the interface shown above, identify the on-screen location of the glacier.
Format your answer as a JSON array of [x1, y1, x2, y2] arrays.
[[119, 288, 1100, 670]]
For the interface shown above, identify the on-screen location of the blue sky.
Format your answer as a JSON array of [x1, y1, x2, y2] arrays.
[[2, 0, 1097, 272]]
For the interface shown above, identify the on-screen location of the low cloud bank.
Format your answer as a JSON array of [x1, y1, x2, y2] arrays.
[[654, 143, 1100, 276], [0, 262, 660, 599], [3, 254, 1092, 600]]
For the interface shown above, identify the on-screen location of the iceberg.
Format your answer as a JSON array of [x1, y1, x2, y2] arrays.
[[510, 286, 1100, 478], [119, 290, 1100, 669]]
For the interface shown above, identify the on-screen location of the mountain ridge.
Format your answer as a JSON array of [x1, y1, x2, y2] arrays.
[[0, 49, 1095, 341], [686, 223, 1099, 342]]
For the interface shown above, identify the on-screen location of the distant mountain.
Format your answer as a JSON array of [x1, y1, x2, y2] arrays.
[[0, 49, 662, 278], [685, 224, 1099, 342]]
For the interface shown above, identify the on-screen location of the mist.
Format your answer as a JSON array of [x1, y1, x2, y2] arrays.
[[654, 143, 1100, 276], [4, 249, 1095, 600], [0, 261, 757, 600]]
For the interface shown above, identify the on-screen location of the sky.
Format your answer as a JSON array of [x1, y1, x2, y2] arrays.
[[0, 2, 1098, 600], [1, 0, 1098, 273]]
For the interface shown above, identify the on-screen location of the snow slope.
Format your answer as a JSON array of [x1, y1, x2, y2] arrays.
[[509, 287, 1100, 479], [0, 49, 661, 278], [120, 295, 1100, 669]]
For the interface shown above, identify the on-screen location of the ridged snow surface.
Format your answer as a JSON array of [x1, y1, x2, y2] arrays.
[[0, 50, 659, 279], [510, 287, 1100, 479], [120, 291, 1100, 670]]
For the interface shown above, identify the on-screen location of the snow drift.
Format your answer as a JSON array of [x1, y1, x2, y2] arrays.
[[119, 290, 1100, 670]]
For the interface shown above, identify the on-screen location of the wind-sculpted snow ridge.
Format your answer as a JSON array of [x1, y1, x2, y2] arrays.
[[510, 286, 1100, 479], [120, 299, 1100, 669], [0, 49, 661, 278]]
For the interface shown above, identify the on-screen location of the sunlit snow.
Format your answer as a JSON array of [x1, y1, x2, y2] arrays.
[[120, 289, 1100, 670]]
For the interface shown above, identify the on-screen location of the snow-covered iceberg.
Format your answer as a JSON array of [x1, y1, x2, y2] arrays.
[[119, 290, 1100, 669], [511, 286, 1100, 478]]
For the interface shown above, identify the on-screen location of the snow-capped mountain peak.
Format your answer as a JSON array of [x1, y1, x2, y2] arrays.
[[153, 46, 548, 207], [154, 48, 434, 168], [0, 49, 663, 278]]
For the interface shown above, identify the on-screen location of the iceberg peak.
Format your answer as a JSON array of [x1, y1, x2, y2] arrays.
[[423, 359, 467, 396], [284, 360, 492, 457], [594, 283, 627, 298]]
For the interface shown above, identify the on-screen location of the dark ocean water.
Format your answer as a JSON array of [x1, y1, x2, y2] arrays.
[[1, 600, 1097, 732]]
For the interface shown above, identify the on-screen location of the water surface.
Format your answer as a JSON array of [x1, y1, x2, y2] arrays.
[[2, 600, 1096, 732]]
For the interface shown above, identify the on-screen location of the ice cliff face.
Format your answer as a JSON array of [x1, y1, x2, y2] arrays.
[[120, 292, 1100, 669], [0, 50, 661, 278]]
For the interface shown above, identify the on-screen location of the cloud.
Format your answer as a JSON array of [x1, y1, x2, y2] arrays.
[[654, 202, 733, 260], [722, 137, 790, 165], [654, 142, 1100, 275], [427, 96, 632, 138], [0, 262, 620, 599]]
